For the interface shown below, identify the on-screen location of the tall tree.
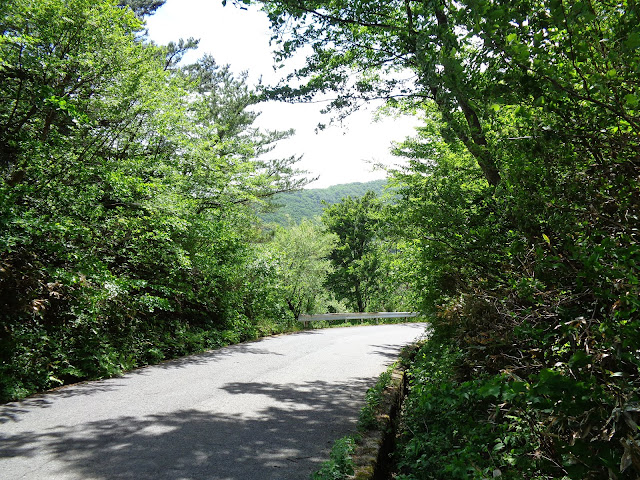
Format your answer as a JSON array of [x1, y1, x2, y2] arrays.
[[322, 191, 382, 312], [233, 0, 500, 185], [179, 54, 306, 212]]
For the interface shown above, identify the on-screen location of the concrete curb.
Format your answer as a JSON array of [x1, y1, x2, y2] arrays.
[[348, 359, 411, 480]]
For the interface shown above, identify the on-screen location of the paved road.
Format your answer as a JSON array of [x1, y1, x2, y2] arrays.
[[0, 323, 426, 480]]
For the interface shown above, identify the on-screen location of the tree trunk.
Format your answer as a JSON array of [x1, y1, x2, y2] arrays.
[[430, 2, 501, 187]]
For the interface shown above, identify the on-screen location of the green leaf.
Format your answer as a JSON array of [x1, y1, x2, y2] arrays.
[[568, 351, 591, 368], [625, 32, 640, 49], [624, 94, 638, 107], [478, 381, 502, 398]]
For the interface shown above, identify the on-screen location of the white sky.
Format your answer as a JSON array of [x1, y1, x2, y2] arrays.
[[145, 0, 420, 188]]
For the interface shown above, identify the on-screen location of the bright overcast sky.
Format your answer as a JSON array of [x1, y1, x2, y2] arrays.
[[145, 0, 420, 188]]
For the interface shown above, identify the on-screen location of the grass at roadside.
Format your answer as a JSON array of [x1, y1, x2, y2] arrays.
[[312, 435, 358, 480]]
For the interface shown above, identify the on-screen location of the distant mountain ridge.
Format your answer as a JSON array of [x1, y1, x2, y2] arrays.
[[261, 179, 387, 225]]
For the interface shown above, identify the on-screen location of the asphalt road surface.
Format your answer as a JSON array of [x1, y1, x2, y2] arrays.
[[0, 323, 427, 480]]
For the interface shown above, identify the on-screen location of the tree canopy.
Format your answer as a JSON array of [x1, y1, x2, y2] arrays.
[[117, 0, 165, 17], [240, 0, 638, 187], [268, 219, 337, 318], [322, 192, 383, 312]]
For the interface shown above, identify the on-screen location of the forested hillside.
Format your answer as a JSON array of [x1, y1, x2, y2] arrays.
[[261, 179, 387, 224]]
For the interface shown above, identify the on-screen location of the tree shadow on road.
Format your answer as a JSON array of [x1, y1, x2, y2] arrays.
[[0, 377, 374, 480], [367, 344, 408, 361], [0, 381, 128, 424], [0, 342, 290, 423], [143, 343, 287, 372]]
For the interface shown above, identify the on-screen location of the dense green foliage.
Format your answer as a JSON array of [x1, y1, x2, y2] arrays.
[[246, 0, 639, 477], [397, 336, 547, 479], [0, 0, 305, 402], [260, 179, 387, 225], [263, 181, 416, 317], [267, 219, 338, 317], [321, 191, 417, 313]]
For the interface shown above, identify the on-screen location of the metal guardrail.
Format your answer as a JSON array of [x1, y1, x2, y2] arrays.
[[298, 312, 420, 327]]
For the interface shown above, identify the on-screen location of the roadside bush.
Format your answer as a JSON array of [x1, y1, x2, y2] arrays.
[[396, 337, 551, 480], [312, 436, 357, 480]]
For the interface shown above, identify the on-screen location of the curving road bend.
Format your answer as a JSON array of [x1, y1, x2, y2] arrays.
[[0, 323, 427, 480]]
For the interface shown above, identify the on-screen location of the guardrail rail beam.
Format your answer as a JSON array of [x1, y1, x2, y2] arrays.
[[298, 312, 420, 327]]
